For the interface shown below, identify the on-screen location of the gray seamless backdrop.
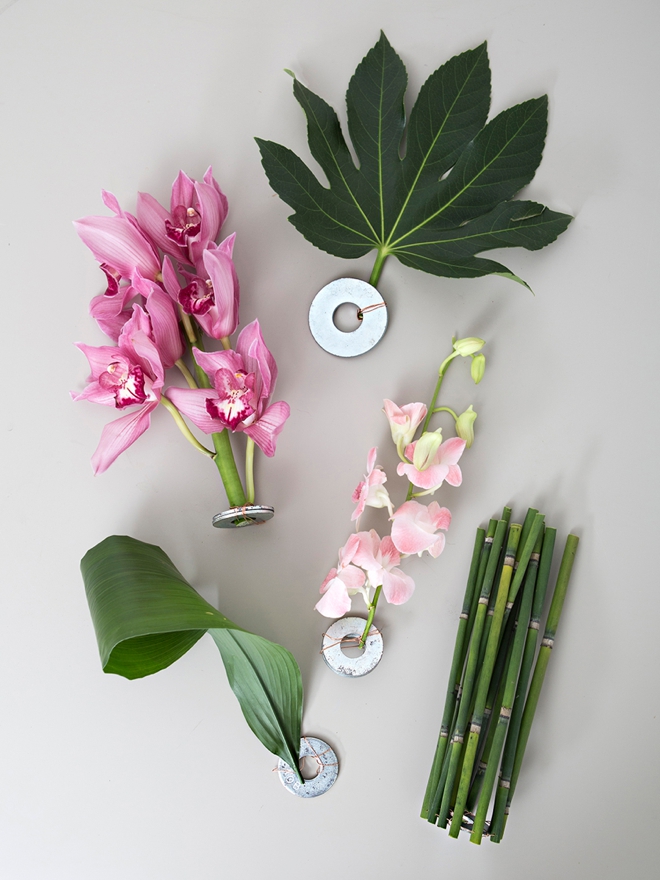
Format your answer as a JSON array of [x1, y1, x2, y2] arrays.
[[1, 0, 658, 877]]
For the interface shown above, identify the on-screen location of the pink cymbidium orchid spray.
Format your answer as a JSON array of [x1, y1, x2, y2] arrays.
[[73, 167, 290, 517], [315, 337, 487, 647]]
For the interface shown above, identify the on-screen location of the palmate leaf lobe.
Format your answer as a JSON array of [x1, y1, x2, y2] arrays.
[[256, 33, 572, 287]]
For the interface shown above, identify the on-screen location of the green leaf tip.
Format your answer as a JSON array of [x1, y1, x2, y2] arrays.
[[257, 36, 571, 289], [283, 68, 296, 79]]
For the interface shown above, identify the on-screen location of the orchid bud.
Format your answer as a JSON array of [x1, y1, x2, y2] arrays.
[[455, 405, 477, 448], [453, 336, 485, 357], [412, 429, 443, 471], [471, 353, 486, 384]]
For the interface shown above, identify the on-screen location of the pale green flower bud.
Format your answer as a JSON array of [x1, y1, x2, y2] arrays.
[[412, 429, 443, 471], [453, 336, 485, 357], [455, 405, 477, 448], [471, 353, 486, 384]]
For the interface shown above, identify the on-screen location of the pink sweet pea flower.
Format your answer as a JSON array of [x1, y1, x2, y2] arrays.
[[383, 399, 427, 454], [352, 530, 415, 605], [165, 319, 289, 456], [351, 447, 394, 523], [390, 500, 452, 557], [74, 191, 161, 284], [136, 167, 228, 270], [315, 534, 366, 618], [397, 435, 466, 492], [72, 306, 165, 474]]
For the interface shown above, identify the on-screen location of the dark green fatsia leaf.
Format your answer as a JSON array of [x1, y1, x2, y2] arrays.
[[81, 535, 302, 778], [257, 33, 571, 286]]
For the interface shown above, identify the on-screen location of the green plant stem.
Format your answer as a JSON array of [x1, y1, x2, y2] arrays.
[[160, 397, 214, 457], [179, 308, 198, 345], [358, 585, 382, 650], [502, 534, 579, 835], [489, 527, 557, 843], [469, 528, 544, 843], [369, 248, 389, 287], [432, 406, 458, 420], [212, 430, 247, 507], [431, 519, 509, 828], [448, 524, 521, 838], [421, 527, 485, 820], [245, 437, 256, 504], [426, 520, 499, 824], [175, 358, 198, 389]]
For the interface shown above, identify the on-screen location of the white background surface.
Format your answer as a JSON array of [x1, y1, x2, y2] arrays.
[[1, 0, 659, 877]]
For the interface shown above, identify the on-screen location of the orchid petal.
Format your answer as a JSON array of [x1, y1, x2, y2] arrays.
[[144, 286, 184, 368], [170, 170, 195, 213], [427, 532, 447, 558], [202, 247, 239, 339], [438, 436, 467, 466], [427, 502, 452, 532], [191, 347, 243, 383], [74, 216, 160, 280], [203, 166, 229, 225], [90, 403, 157, 474], [315, 577, 352, 618], [89, 287, 136, 341], [165, 387, 226, 434], [445, 464, 463, 487], [243, 401, 290, 457], [382, 568, 415, 605], [366, 446, 378, 473], [236, 320, 277, 406], [137, 192, 186, 261]]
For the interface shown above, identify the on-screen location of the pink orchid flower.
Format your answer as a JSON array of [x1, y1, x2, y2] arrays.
[[353, 530, 415, 605], [165, 319, 289, 456], [390, 500, 452, 557], [397, 435, 466, 492], [72, 306, 165, 474], [74, 190, 161, 286], [383, 399, 427, 454], [351, 447, 394, 523], [315, 534, 367, 618], [163, 235, 239, 341], [136, 167, 228, 271]]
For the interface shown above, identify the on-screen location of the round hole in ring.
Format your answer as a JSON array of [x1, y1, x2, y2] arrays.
[[299, 755, 321, 780], [340, 634, 366, 658], [332, 302, 362, 333]]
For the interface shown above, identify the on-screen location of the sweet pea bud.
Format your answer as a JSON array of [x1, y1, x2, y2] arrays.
[[471, 353, 486, 384], [455, 405, 477, 448], [453, 336, 485, 357], [412, 429, 443, 471]]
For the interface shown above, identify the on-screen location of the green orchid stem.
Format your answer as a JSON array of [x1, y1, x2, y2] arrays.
[[245, 437, 256, 505], [369, 249, 389, 287], [179, 308, 198, 346], [433, 405, 458, 420], [175, 359, 198, 389], [160, 397, 214, 457], [212, 430, 248, 507], [359, 585, 382, 649]]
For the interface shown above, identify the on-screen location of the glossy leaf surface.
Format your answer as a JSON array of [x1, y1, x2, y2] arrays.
[[81, 535, 302, 776], [257, 34, 571, 284]]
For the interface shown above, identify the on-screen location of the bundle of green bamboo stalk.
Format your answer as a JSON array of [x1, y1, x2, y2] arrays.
[[421, 506, 579, 844]]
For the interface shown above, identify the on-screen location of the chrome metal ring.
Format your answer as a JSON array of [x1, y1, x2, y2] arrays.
[[321, 616, 384, 677], [211, 505, 274, 529], [308, 278, 387, 357], [277, 737, 339, 798]]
